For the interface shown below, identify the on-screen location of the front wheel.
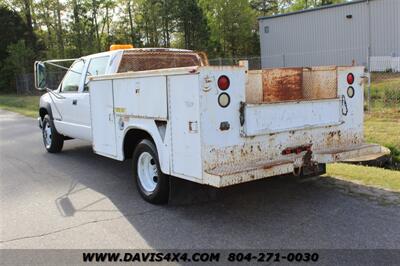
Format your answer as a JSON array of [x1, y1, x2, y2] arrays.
[[132, 139, 169, 204], [42, 115, 64, 153]]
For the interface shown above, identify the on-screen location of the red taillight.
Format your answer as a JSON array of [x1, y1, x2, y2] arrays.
[[282, 145, 312, 155], [218, 75, 230, 90], [347, 73, 354, 84]]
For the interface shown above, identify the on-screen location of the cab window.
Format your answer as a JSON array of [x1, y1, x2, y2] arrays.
[[61, 60, 84, 92], [84, 56, 110, 91]]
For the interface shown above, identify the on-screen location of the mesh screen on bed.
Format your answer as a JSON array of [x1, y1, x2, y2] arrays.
[[118, 50, 204, 73]]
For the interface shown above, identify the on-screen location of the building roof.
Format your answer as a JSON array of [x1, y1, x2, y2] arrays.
[[258, 0, 368, 20]]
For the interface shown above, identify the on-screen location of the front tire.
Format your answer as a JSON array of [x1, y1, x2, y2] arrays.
[[42, 115, 64, 153], [132, 139, 169, 204]]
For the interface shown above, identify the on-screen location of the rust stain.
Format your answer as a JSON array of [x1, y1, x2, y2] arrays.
[[257, 66, 338, 104], [325, 130, 342, 146], [262, 68, 303, 102]]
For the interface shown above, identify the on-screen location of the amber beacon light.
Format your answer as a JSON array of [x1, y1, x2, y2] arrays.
[[110, 44, 134, 51]]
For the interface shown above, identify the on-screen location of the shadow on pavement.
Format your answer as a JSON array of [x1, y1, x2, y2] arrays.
[[48, 142, 400, 249]]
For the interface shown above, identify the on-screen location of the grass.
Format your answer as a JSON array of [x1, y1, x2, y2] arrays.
[[365, 72, 400, 163], [364, 107, 400, 163], [326, 73, 400, 192], [326, 163, 400, 192], [0, 94, 40, 118]]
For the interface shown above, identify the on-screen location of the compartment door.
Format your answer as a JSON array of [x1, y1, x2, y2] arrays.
[[242, 98, 343, 137], [169, 75, 202, 178], [90, 80, 117, 157]]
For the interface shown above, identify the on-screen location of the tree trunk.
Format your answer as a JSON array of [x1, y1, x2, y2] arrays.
[[22, 0, 36, 50], [54, 0, 65, 58], [127, 1, 135, 46], [72, 0, 82, 55], [92, 0, 101, 52]]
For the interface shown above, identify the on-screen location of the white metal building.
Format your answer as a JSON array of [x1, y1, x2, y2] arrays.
[[258, 0, 400, 71]]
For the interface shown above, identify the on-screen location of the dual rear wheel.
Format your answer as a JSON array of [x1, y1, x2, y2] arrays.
[[132, 139, 169, 204]]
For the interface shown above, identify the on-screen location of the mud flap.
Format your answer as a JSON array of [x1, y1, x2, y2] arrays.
[[168, 176, 218, 205]]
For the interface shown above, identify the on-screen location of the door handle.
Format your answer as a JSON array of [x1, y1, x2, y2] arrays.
[[72, 99, 77, 105]]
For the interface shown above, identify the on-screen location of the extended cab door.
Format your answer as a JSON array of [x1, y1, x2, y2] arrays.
[[77, 55, 111, 141], [52, 60, 86, 139], [53, 56, 111, 141]]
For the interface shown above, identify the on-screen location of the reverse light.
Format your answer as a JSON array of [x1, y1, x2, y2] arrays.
[[347, 86, 355, 98], [347, 73, 354, 85], [218, 93, 230, 108], [217, 75, 230, 90]]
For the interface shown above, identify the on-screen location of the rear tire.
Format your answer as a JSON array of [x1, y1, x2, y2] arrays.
[[132, 139, 169, 204], [42, 115, 64, 153]]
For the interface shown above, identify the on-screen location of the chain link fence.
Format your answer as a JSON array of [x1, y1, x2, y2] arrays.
[[367, 72, 400, 110]]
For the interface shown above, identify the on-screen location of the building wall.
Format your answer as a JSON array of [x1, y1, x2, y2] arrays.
[[370, 0, 399, 57], [259, 0, 399, 68]]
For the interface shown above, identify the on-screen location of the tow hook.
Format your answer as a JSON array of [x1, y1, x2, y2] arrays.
[[293, 167, 302, 176], [293, 149, 315, 177]]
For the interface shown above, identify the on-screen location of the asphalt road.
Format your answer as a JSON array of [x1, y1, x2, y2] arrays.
[[1, 109, 400, 251]]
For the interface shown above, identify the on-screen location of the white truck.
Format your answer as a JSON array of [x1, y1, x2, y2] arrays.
[[35, 46, 389, 204]]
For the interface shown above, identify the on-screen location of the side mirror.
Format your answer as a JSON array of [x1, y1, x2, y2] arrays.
[[34, 61, 46, 90]]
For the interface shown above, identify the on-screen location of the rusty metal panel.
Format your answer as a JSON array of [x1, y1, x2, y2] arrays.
[[313, 143, 388, 163], [302, 66, 337, 100], [204, 160, 294, 187], [262, 68, 303, 102]]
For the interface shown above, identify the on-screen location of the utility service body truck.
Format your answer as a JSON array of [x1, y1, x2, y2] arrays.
[[35, 46, 389, 204]]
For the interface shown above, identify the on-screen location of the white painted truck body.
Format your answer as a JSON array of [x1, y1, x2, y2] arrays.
[[88, 65, 386, 187], [39, 49, 388, 188]]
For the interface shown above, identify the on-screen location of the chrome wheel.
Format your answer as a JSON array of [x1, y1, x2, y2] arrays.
[[137, 152, 158, 193], [43, 122, 52, 148]]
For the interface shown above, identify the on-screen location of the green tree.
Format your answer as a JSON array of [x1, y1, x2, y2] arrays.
[[250, 0, 280, 16], [0, 6, 37, 92], [175, 0, 210, 51], [288, 0, 345, 11], [200, 0, 258, 57]]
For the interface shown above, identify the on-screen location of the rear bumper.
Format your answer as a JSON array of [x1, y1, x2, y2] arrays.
[[203, 143, 390, 188], [313, 144, 390, 163]]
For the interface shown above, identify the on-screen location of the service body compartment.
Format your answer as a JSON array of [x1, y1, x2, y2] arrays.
[[113, 76, 168, 120], [89, 68, 203, 180], [89, 65, 389, 189], [89, 79, 117, 158], [168, 74, 202, 179]]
